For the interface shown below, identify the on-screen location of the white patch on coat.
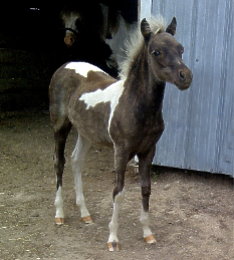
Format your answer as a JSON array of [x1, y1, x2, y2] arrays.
[[79, 80, 125, 131], [65, 62, 105, 77]]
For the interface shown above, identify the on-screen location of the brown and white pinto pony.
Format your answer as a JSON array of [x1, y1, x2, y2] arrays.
[[49, 17, 193, 251]]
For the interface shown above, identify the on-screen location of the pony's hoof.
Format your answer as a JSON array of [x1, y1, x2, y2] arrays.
[[55, 217, 64, 225], [144, 234, 156, 244], [107, 241, 121, 251], [81, 215, 93, 224]]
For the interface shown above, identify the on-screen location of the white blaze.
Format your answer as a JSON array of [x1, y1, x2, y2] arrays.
[[61, 12, 80, 31]]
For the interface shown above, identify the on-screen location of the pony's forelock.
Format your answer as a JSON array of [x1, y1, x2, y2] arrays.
[[120, 16, 166, 79]]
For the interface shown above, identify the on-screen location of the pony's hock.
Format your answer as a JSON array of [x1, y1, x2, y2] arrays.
[[49, 17, 192, 251]]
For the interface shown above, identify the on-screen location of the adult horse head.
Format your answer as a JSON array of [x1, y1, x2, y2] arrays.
[[60, 3, 104, 48], [61, 10, 80, 47], [59, 4, 118, 77]]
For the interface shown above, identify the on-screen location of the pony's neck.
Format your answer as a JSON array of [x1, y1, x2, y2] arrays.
[[125, 44, 166, 110]]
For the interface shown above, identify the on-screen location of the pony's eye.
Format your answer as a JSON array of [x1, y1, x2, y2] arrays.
[[180, 48, 184, 54], [152, 50, 161, 56]]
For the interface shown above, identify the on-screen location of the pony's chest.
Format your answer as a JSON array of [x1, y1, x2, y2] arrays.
[[136, 112, 164, 140], [133, 115, 164, 153], [118, 100, 164, 136], [110, 104, 164, 151]]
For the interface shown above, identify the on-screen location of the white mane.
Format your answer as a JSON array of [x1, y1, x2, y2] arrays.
[[120, 16, 166, 79]]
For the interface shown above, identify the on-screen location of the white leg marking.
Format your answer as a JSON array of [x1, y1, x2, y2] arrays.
[[71, 135, 91, 219], [54, 186, 64, 219], [108, 190, 125, 243], [140, 208, 153, 238]]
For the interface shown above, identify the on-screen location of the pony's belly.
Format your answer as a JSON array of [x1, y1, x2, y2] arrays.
[[75, 119, 112, 146]]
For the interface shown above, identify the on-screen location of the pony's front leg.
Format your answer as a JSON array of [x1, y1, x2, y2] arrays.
[[138, 147, 157, 244], [71, 135, 92, 224], [107, 148, 128, 251]]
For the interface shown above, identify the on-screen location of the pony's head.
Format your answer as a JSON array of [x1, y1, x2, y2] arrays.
[[141, 17, 193, 90]]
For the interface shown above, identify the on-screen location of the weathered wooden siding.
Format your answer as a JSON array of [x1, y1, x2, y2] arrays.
[[140, 0, 234, 176]]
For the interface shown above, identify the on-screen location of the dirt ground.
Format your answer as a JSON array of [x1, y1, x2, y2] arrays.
[[0, 110, 234, 260]]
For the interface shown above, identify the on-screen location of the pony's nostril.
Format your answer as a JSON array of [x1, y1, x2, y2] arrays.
[[179, 70, 185, 80]]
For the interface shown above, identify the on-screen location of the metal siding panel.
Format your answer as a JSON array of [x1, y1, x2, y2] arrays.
[[183, 0, 227, 172], [150, 0, 234, 176], [152, 0, 195, 169], [139, 0, 152, 19], [217, 0, 234, 175]]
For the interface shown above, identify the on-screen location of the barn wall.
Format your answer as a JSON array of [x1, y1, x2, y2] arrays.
[[140, 0, 234, 176], [139, 0, 152, 18]]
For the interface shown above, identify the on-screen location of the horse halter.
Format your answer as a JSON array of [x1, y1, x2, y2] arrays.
[[64, 28, 79, 37]]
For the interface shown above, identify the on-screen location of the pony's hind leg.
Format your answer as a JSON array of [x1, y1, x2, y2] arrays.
[[71, 135, 92, 224], [53, 122, 71, 225]]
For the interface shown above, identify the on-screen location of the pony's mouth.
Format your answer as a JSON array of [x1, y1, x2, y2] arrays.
[[174, 79, 192, 90], [177, 83, 190, 90]]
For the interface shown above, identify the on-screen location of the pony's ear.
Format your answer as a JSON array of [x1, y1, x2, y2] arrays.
[[141, 18, 152, 41], [166, 17, 177, 35]]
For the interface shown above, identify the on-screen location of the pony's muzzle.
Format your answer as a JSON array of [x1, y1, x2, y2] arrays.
[[177, 67, 193, 90]]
